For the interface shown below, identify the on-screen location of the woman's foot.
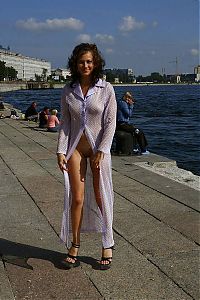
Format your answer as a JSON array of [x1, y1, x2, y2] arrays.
[[62, 242, 80, 269], [100, 246, 114, 270]]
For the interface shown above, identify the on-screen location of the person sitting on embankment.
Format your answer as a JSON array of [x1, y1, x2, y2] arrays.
[[47, 109, 60, 132], [39, 106, 50, 128], [116, 91, 149, 155], [25, 102, 38, 122]]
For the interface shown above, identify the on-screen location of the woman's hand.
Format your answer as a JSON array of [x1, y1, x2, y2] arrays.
[[57, 153, 68, 172], [92, 151, 104, 169], [126, 98, 135, 105]]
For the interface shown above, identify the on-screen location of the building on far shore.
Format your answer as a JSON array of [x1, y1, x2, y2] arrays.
[[0, 48, 51, 81], [51, 68, 71, 81], [194, 65, 200, 82], [104, 68, 136, 83]]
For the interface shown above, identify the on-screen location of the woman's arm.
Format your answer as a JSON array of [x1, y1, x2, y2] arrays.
[[118, 100, 134, 118], [57, 86, 70, 172], [97, 83, 117, 154], [55, 116, 60, 125]]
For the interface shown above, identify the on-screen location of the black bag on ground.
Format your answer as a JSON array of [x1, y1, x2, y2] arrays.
[[115, 130, 133, 155]]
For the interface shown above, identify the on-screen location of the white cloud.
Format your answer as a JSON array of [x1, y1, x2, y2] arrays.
[[152, 21, 158, 27], [119, 16, 145, 32], [105, 48, 114, 53], [95, 34, 114, 43], [16, 17, 84, 31], [76, 34, 91, 43], [190, 48, 199, 56], [76, 33, 114, 44]]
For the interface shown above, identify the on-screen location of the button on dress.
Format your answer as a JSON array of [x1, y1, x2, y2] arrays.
[[57, 79, 117, 248]]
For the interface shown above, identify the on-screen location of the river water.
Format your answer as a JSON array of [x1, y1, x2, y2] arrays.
[[2, 84, 200, 176]]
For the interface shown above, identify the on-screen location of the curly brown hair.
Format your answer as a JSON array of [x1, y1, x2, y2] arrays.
[[68, 43, 105, 86]]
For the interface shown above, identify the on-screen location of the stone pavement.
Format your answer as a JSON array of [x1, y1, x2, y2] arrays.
[[0, 118, 199, 300]]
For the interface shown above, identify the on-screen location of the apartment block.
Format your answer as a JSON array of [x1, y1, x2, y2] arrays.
[[0, 48, 51, 80]]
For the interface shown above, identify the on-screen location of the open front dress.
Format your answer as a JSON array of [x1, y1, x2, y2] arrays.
[[57, 79, 117, 248]]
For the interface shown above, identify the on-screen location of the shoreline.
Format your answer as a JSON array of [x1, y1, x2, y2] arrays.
[[0, 81, 199, 93], [1, 102, 199, 190], [112, 82, 199, 86], [134, 160, 200, 191]]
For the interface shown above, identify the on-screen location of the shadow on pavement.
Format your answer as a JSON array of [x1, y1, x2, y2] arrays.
[[0, 238, 68, 270], [0, 238, 101, 270], [79, 256, 100, 270]]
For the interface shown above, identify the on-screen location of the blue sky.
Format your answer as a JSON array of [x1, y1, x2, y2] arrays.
[[0, 0, 199, 75]]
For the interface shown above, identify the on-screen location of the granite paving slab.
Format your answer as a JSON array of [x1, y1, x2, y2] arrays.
[[0, 118, 199, 300]]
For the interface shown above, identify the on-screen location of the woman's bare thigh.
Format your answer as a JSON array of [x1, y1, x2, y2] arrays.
[[67, 150, 87, 201], [67, 133, 92, 199], [68, 132, 102, 208]]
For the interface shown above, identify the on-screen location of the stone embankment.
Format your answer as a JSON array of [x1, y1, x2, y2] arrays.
[[0, 82, 65, 92], [0, 104, 199, 299], [0, 82, 27, 92]]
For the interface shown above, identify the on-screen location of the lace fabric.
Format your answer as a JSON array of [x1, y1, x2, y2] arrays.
[[57, 79, 117, 248]]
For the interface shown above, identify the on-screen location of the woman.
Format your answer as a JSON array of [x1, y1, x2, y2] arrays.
[[47, 109, 60, 132], [25, 102, 38, 122], [57, 43, 117, 270], [116, 91, 149, 154], [39, 106, 49, 128]]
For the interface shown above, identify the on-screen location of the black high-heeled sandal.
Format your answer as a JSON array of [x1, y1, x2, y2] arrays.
[[100, 246, 115, 270], [62, 242, 80, 269]]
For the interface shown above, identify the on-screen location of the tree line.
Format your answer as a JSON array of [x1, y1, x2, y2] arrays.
[[104, 70, 169, 84], [0, 60, 18, 81]]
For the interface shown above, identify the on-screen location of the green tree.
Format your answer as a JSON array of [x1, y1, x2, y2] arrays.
[[35, 73, 41, 82], [150, 72, 163, 83], [0, 61, 17, 81], [0, 60, 6, 81], [118, 72, 127, 83], [104, 70, 115, 82], [7, 66, 18, 80], [41, 68, 47, 81], [136, 75, 145, 82]]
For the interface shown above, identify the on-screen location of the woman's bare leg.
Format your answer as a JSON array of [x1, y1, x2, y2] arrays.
[[66, 149, 87, 261]]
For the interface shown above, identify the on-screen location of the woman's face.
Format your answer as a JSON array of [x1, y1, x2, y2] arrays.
[[77, 51, 95, 79]]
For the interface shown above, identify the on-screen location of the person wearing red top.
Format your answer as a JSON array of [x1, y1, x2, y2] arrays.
[[47, 109, 60, 132]]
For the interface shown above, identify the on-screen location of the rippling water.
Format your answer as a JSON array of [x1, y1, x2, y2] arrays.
[[2, 84, 200, 175]]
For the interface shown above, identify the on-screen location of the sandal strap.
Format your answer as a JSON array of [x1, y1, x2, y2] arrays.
[[103, 245, 115, 250], [101, 257, 112, 261], [71, 242, 80, 248], [67, 253, 77, 260]]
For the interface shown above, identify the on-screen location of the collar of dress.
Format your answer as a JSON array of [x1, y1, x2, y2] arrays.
[[71, 79, 106, 100]]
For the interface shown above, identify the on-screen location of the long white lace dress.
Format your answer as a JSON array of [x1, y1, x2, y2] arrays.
[[57, 79, 117, 248]]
